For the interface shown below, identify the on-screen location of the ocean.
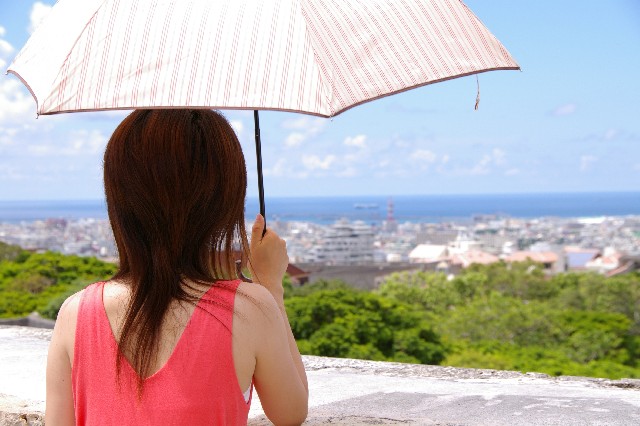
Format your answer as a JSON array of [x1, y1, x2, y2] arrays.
[[1, 192, 639, 225]]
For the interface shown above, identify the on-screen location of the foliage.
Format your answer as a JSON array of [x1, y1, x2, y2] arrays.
[[550, 272, 640, 335], [444, 341, 639, 379], [0, 248, 117, 318], [285, 278, 350, 298], [39, 279, 93, 320], [2, 241, 639, 380], [0, 242, 22, 262], [376, 262, 640, 379], [285, 282, 446, 364]]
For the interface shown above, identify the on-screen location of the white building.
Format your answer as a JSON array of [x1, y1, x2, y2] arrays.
[[408, 244, 448, 263], [303, 219, 374, 265]]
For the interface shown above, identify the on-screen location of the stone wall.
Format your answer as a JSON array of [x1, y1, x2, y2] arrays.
[[1, 325, 639, 425], [0, 313, 54, 330]]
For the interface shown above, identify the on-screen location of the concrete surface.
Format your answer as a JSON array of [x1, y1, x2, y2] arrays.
[[0, 313, 54, 330], [1, 325, 639, 425]]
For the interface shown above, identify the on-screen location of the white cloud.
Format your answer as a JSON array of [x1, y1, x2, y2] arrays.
[[409, 149, 437, 172], [29, 2, 53, 34], [229, 119, 244, 136], [603, 128, 617, 141], [0, 164, 27, 181], [344, 134, 367, 148], [282, 116, 323, 130], [464, 149, 509, 175], [0, 127, 18, 139], [343, 153, 359, 164], [580, 155, 597, 171], [469, 154, 492, 175], [393, 138, 410, 148], [441, 154, 450, 164], [0, 79, 35, 124], [492, 148, 506, 165], [69, 129, 107, 155], [0, 39, 12, 57], [0, 26, 13, 59], [285, 132, 305, 147], [505, 168, 520, 176], [281, 116, 326, 148], [78, 110, 131, 124], [27, 129, 107, 156], [281, 117, 307, 130], [263, 158, 287, 177], [410, 149, 437, 163], [27, 144, 50, 156], [1, 26, 34, 122], [302, 154, 335, 171], [551, 103, 577, 116], [337, 167, 358, 177]]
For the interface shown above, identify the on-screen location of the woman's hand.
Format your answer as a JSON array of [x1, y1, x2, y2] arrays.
[[249, 214, 289, 299]]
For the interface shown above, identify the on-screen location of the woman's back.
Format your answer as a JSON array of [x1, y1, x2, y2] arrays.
[[73, 280, 250, 425]]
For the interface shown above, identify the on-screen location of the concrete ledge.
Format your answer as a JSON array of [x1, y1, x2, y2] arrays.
[[0, 313, 54, 330], [0, 394, 43, 426], [1, 325, 639, 425]]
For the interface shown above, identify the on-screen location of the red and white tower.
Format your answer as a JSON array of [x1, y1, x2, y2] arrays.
[[387, 197, 395, 222], [384, 197, 397, 232]]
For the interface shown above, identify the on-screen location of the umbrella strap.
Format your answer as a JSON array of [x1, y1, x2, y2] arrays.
[[474, 75, 481, 110], [254, 110, 267, 237]]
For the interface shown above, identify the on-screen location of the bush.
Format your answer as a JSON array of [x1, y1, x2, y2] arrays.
[[285, 286, 446, 364], [0, 249, 116, 319]]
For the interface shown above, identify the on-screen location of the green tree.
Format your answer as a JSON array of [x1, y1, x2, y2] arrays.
[[0, 249, 116, 318], [285, 286, 446, 364], [285, 278, 349, 298], [377, 271, 459, 314], [7, 272, 54, 294], [463, 260, 556, 301], [0, 242, 22, 262], [377, 263, 640, 379]]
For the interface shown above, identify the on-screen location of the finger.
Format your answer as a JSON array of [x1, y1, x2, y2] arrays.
[[252, 214, 265, 242]]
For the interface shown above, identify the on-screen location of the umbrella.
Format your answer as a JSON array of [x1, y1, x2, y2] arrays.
[[7, 0, 519, 224]]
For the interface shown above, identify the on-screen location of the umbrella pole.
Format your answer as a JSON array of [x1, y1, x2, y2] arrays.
[[254, 110, 267, 237], [236, 110, 266, 283]]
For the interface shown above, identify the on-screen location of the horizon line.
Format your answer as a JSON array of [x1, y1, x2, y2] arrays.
[[1, 189, 640, 203]]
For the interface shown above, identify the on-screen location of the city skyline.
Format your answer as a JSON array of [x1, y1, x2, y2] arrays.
[[1, 1, 639, 200]]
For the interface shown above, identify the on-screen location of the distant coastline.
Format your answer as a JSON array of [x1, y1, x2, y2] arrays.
[[1, 192, 639, 225]]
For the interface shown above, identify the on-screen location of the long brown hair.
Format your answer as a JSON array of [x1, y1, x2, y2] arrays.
[[103, 109, 248, 389]]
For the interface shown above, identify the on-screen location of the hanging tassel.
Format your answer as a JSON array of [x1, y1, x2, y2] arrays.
[[474, 75, 480, 110]]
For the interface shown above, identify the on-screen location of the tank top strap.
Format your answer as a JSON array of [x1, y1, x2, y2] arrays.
[[194, 279, 241, 332], [73, 281, 116, 368]]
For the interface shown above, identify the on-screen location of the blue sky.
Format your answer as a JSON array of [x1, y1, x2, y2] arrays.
[[1, 0, 639, 200]]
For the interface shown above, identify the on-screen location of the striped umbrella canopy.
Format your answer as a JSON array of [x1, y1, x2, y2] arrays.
[[7, 0, 519, 220]]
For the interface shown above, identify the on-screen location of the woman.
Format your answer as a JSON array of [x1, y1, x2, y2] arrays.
[[45, 109, 308, 425]]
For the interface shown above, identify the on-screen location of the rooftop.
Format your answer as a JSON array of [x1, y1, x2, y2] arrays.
[[1, 325, 639, 425]]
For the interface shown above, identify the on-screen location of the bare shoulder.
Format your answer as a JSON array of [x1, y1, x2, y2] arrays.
[[46, 289, 88, 425], [56, 287, 86, 324], [236, 282, 278, 309], [50, 286, 90, 367], [234, 282, 281, 320], [101, 281, 130, 315]]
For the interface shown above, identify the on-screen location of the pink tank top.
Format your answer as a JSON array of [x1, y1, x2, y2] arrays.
[[72, 280, 251, 425]]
